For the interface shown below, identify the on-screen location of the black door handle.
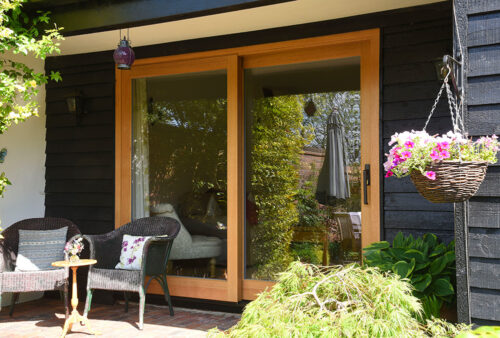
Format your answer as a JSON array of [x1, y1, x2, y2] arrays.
[[363, 164, 370, 205]]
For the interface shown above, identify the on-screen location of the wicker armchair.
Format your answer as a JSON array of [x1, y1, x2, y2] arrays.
[[0, 217, 81, 317], [83, 217, 180, 330]]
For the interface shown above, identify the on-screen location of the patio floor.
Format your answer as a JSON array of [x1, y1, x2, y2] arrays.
[[0, 298, 240, 337]]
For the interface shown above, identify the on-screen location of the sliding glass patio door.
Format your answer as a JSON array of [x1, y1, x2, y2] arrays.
[[116, 29, 380, 302], [243, 58, 363, 281]]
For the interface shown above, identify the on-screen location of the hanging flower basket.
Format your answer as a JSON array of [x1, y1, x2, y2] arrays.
[[385, 130, 498, 203], [384, 63, 499, 203], [410, 160, 488, 203]]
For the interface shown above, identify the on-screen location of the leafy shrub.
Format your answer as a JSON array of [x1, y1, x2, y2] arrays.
[[296, 185, 323, 228], [363, 232, 456, 319], [291, 242, 323, 265], [209, 262, 468, 337], [247, 96, 311, 279], [456, 326, 500, 338]]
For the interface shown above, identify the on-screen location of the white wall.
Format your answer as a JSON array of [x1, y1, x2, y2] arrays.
[[0, 55, 46, 228], [0, 54, 46, 306]]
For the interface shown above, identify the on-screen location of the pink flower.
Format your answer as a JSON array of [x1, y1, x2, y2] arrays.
[[440, 150, 450, 159], [390, 146, 401, 156], [425, 171, 436, 180], [401, 150, 412, 159], [404, 141, 415, 149], [430, 150, 440, 161], [438, 141, 450, 149], [385, 171, 394, 178]]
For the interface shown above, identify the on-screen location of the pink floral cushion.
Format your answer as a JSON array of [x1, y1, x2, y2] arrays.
[[115, 234, 152, 270]]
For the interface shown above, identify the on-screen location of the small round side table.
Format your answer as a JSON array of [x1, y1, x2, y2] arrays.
[[52, 259, 99, 338]]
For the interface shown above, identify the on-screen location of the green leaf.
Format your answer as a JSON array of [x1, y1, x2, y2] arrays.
[[404, 249, 426, 263], [429, 256, 447, 276], [50, 71, 62, 82], [413, 273, 432, 292], [423, 233, 437, 249], [430, 278, 454, 297], [364, 241, 390, 251], [444, 251, 455, 265], [393, 259, 414, 278], [421, 242, 430, 256], [387, 248, 406, 261], [429, 243, 446, 257], [421, 295, 443, 320], [447, 240, 455, 252], [415, 261, 430, 271], [392, 232, 405, 248]]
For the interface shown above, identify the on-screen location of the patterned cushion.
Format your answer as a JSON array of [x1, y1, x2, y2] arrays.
[[15, 227, 68, 271], [115, 235, 151, 270]]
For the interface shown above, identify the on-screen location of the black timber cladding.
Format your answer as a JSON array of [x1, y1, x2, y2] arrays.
[[45, 52, 115, 235], [463, 0, 500, 325], [44, 5, 453, 252]]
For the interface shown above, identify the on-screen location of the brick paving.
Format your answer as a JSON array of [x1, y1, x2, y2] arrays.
[[0, 298, 240, 337]]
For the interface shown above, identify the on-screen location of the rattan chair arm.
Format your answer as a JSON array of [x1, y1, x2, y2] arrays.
[[0, 240, 14, 273], [141, 236, 175, 278]]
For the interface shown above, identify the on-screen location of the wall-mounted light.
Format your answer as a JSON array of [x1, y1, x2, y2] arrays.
[[66, 90, 85, 124], [113, 29, 135, 70]]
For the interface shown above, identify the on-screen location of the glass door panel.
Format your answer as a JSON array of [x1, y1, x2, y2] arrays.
[[131, 69, 228, 280], [244, 58, 362, 280]]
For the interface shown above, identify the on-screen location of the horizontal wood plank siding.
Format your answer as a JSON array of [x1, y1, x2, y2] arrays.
[[44, 51, 115, 235], [381, 4, 453, 244], [469, 198, 500, 229], [470, 288, 500, 322], [464, 1, 500, 324], [469, 258, 500, 290]]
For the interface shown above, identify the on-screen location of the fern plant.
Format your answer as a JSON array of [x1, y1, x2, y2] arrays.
[[363, 232, 456, 320]]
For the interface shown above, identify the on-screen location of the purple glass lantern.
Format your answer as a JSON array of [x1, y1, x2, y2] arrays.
[[113, 37, 135, 70]]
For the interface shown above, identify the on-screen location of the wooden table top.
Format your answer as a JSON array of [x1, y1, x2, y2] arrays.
[[52, 259, 97, 268]]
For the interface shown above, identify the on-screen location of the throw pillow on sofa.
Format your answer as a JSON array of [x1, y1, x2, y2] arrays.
[[15, 226, 68, 271]]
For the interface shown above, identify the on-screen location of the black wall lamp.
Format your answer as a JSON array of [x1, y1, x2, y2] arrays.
[[66, 90, 86, 124]]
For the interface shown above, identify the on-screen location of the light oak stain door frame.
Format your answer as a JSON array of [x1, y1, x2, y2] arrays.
[[115, 28, 380, 302]]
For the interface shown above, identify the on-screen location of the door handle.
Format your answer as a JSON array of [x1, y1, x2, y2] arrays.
[[363, 164, 370, 205]]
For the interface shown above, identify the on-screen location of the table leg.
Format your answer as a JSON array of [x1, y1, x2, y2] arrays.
[[60, 266, 99, 337]]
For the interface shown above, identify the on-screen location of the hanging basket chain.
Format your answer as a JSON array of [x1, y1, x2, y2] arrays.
[[423, 64, 465, 136], [423, 72, 448, 132]]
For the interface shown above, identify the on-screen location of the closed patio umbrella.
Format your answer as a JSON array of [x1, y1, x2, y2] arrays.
[[317, 110, 350, 200]]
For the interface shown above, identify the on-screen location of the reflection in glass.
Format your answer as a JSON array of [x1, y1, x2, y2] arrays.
[[132, 70, 227, 279], [244, 58, 362, 280]]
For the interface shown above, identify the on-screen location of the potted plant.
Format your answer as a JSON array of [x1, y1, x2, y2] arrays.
[[64, 236, 84, 262], [384, 130, 498, 203]]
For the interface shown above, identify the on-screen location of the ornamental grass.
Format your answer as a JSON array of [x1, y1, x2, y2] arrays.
[[209, 262, 469, 337]]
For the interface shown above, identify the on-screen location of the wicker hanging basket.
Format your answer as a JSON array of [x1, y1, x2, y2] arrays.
[[410, 161, 488, 203]]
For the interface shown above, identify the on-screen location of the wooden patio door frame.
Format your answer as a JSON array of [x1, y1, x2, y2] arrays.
[[115, 28, 380, 302]]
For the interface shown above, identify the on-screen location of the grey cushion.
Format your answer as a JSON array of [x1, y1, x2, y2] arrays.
[[15, 227, 68, 271], [151, 203, 222, 261]]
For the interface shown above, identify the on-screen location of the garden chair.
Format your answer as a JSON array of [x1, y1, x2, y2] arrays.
[[151, 203, 222, 278], [0, 217, 81, 318], [82, 216, 180, 330]]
